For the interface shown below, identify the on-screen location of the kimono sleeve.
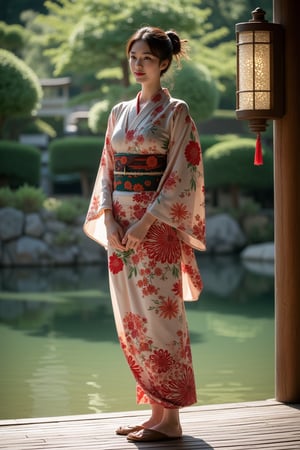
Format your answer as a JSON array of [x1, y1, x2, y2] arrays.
[[82, 109, 116, 248], [148, 101, 206, 251]]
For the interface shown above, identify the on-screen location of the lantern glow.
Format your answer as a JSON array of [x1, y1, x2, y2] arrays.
[[236, 8, 284, 164]]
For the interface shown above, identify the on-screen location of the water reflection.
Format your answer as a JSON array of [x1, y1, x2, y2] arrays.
[[0, 255, 274, 419]]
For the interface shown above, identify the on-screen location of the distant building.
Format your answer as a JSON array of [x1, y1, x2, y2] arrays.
[[39, 77, 72, 132]]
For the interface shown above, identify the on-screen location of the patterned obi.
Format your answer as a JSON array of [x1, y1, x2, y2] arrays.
[[114, 153, 167, 192]]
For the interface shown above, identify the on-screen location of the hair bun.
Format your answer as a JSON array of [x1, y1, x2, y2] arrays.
[[166, 30, 181, 55]]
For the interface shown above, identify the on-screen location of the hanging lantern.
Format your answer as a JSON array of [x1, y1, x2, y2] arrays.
[[236, 7, 284, 165]]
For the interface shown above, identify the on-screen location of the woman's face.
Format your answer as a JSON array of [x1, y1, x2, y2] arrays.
[[129, 40, 168, 85]]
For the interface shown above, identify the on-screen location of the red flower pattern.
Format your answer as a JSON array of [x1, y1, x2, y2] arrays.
[[193, 218, 206, 242], [143, 222, 181, 264], [149, 349, 174, 373], [184, 141, 201, 166], [159, 297, 179, 319], [170, 202, 188, 222], [84, 89, 206, 409], [126, 130, 135, 141], [109, 253, 124, 274]]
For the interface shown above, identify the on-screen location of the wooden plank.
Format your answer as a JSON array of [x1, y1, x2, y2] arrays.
[[0, 401, 299, 450]]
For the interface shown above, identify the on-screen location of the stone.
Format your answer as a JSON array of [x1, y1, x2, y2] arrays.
[[0, 206, 272, 267], [241, 242, 274, 261], [205, 213, 247, 254], [45, 219, 66, 233], [50, 245, 78, 265], [240, 242, 274, 276], [25, 213, 45, 238], [2, 236, 51, 266], [0, 207, 24, 241]]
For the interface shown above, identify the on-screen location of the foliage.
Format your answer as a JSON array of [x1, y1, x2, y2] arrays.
[[1, 0, 273, 111], [204, 137, 273, 208], [19, 10, 55, 78], [246, 222, 274, 245], [0, 21, 27, 55], [203, 138, 273, 190], [14, 184, 46, 212], [49, 136, 104, 197], [167, 61, 219, 121], [0, 49, 42, 137], [37, 0, 210, 78], [229, 199, 261, 218], [0, 185, 45, 212], [88, 84, 139, 134], [44, 195, 89, 224], [22, 117, 57, 138], [2, 116, 56, 141], [88, 100, 110, 135], [0, 186, 16, 208], [48, 136, 103, 174], [0, 0, 47, 24], [0, 140, 41, 187], [53, 228, 78, 246], [54, 202, 79, 224], [200, 134, 240, 152], [88, 62, 220, 134]]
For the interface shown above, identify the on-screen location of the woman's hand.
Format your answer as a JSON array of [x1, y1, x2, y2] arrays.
[[104, 210, 126, 250], [122, 213, 156, 250]]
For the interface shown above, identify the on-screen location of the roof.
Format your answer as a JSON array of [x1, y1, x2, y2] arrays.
[[40, 77, 71, 87]]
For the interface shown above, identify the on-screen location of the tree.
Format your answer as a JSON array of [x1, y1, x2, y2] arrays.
[[0, 0, 47, 24], [0, 21, 27, 56], [35, 1, 233, 96], [0, 49, 42, 138], [19, 10, 55, 78], [37, 0, 212, 81]]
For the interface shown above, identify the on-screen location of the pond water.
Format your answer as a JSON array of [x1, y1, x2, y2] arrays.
[[0, 255, 275, 420]]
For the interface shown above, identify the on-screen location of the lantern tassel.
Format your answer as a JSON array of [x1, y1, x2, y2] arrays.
[[254, 133, 263, 165]]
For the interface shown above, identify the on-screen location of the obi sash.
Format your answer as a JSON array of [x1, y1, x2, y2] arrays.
[[114, 153, 167, 192]]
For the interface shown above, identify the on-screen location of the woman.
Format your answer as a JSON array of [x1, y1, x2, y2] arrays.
[[83, 26, 206, 442]]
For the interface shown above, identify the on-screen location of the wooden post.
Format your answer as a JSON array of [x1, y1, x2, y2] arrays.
[[274, 0, 300, 402]]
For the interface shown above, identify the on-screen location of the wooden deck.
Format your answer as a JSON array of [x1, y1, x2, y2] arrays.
[[0, 400, 299, 449]]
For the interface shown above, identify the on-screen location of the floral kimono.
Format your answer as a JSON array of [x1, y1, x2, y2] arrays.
[[84, 88, 206, 409]]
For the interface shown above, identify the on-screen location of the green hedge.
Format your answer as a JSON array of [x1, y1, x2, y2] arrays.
[[49, 136, 104, 175], [203, 138, 273, 190], [200, 134, 240, 153], [0, 140, 41, 187]]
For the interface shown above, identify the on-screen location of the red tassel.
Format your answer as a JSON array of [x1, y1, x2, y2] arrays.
[[254, 133, 263, 165]]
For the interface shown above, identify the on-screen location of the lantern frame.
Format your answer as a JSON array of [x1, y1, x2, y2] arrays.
[[236, 7, 285, 133]]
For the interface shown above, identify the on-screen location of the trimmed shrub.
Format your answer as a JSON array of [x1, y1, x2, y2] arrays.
[[169, 61, 219, 121], [200, 134, 240, 153], [204, 138, 273, 189], [0, 49, 42, 138], [49, 136, 103, 175], [203, 138, 273, 208], [0, 140, 41, 187], [49, 136, 104, 196]]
